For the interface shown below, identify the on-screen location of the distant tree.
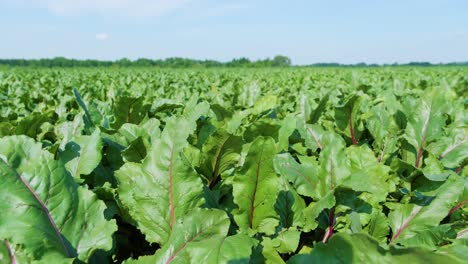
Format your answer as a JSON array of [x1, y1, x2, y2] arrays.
[[227, 57, 252, 67], [408, 62, 431, 67], [116, 58, 132, 67], [3, 56, 462, 68], [271, 55, 292, 67], [135, 58, 153, 67]]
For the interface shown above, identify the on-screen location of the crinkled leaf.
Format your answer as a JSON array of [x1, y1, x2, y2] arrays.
[[274, 153, 318, 198], [364, 211, 389, 243], [232, 137, 279, 235], [278, 113, 297, 151], [198, 130, 242, 186], [428, 131, 467, 168], [422, 154, 451, 181], [389, 176, 465, 245], [127, 209, 230, 264], [297, 122, 325, 152], [59, 128, 103, 178], [188, 233, 254, 264], [402, 224, 456, 250], [118, 120, 161, 145], [115, 117, 204, 245], [0, 241, 74, 264], [403, 92, 447, 168], [73, 88, 94, 133], [309, 93, 330, 124], [288, 233, 460, 264], [121, 136, 147, 163], [342, 145, 392, 201], [0, 136, 116, 262], [112, 96, 150, 129], [274, 189, 306, 229], [15, 112, 50, 138], [334, 93, 366, 144]]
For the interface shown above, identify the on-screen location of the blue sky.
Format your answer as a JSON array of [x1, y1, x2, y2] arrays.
[[0, 0, 467, 64]]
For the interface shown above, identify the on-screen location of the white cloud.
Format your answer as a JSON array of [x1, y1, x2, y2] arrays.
[[6, 0, 191, 17], [95, 33, 109, 41], [1, 0, 251, 20]]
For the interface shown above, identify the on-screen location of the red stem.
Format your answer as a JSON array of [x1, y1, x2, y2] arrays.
[[457, 229, 468, 238], [390, 206, 423, 243], [322, 208, 335, 243], [415, 140, 425, 168], [208, 140, 227, 188], [378, 142, 386, 163], [4, 240, 16, 264], [323, 160, 335, 243], [448, 200, 467, 215], [307, 128, 323, 150], [165, 229, 205, 264]]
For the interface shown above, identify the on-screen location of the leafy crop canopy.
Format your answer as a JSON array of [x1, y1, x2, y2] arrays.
[[0, 67, 466, 263]]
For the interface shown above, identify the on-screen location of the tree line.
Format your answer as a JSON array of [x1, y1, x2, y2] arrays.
[[0, 56, 466, 68], [0, 55, 292, 68]]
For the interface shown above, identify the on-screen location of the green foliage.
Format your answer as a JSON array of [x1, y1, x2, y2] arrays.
[[0, 67, 467, 263], [0, 136, 116, 262], [0, 55, 294, 68]]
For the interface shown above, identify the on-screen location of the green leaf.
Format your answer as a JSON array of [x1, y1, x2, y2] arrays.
[[349, 211, 362, 233], [274, 153, 319, 198], [437, 238, 468, 263], [243, 119, 281, 143], [288, 233, 460, 264], [122, 136, 147, 163], [403, 92, 447, 168], [261, 229, 301, 263], [0, 122, 14, 137], [274, 189, 306, 229], [182, 97, 210, 128], [302, 192, 336, 231], [59, 128, 103, 178], [334, 93, 367, 145], [278, 114, 297, 151], [187, 233, 254, 264], [232, 137, 280, 235], [14, 112, 50, 138], [198, 130, 242, 186], [54, 113, 85, 148], [265, 229, 300, 254], [297, 123, 325, 152], [343, 145, 393, 201], [112, 96, 150, 129], [252, 94, 277, 115], [127, 209, 231, 264], [389, 176, 465, 245], [402, 224, 456, 250], [427, 129, 467, 168], [0, 241, 75, 264], [301, 132, 350, 231], [115, 116, 204, 245], [315, 133, 350, 198], [364, 211, 389, 243], [73, 88, 95, 133], [118, 119, 161, 144], [309, 93, 330, 124], [422, 154, 451, 181], [0, 136, 116, 262]]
